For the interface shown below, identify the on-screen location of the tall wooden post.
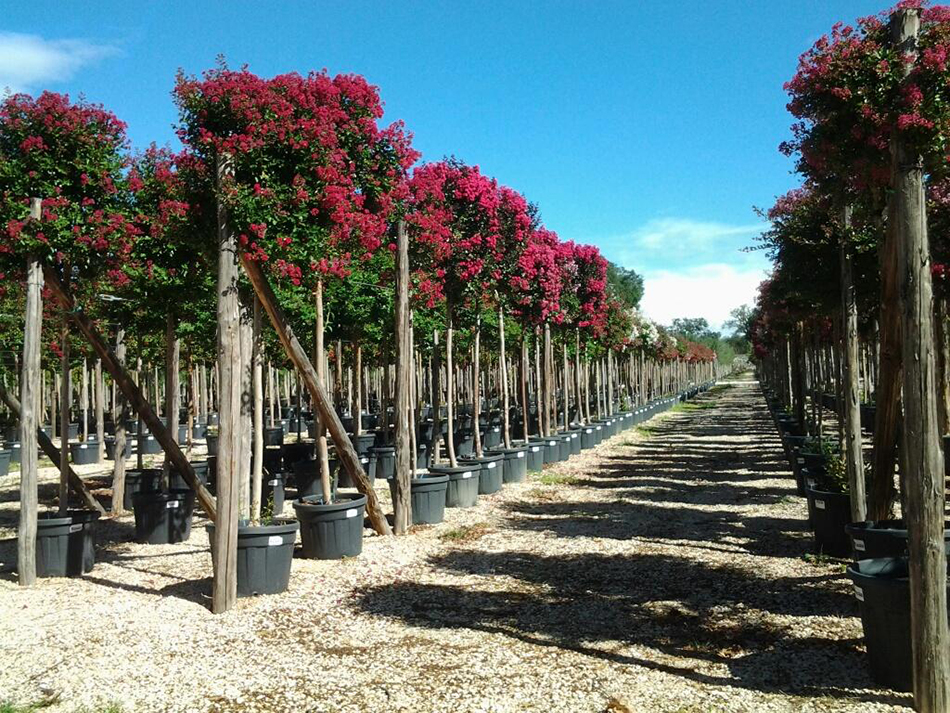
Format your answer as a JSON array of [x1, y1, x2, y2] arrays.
[[445, 300, 458, 467], [58, 323, 70, 514], [499, 305, 511, 448], [314, 279, 331, 503], [95, 358, 105, 461], [892, 9, 950, 710], [113, 328, 128, 514], [18, 197, 43, 586], [393, 220, 412, 534], [213, 153, 240, 614], [840, 208, 866, 522], [251, 297, 263, 523], [164, 313, 180, 477]]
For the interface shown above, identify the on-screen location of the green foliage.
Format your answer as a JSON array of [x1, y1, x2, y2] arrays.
[[606, 262, 643, 309]]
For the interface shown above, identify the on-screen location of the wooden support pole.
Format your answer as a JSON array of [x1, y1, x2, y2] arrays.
[[393, 220, 412, 534], [840, 208, 866, 522], [58, 322, 70, 514], [213, 153, 241, 614], [892, 9, 950, 710], [18, 198, 43, 586], [112, 328, 128, 515], [241, 256, 392, 536], [251, 297, 263, 524]]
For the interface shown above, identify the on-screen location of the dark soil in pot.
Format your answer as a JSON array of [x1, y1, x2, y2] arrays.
[[294, 493, 366, 560]]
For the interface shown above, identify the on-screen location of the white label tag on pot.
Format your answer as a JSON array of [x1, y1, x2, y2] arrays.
[[815, 499, 826, 510], [80, 444, 87, 449], [361, 458, 369, 465], [854, 585, 864, 602], [596, 426, 602, 431], [69, 524, 82, 533], [585, 429, 592, 434], [267, 535, 283, 546], [854, 539, 866, 552], [548, 441, 556, 447], [462, 472, 472, 479], [166, 500, 180, 509], [517, 451, 525, 458], [267, 479, 279, 486], [796, 457, 804, 464], [531, 446, 540, 452], [571, 434, 578, 440], [487, 462, 496, 469], [345, 508, 358, 518]]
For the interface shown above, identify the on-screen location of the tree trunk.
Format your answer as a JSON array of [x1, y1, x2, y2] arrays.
[[213, 153, 241, 614], [59, 322, 69, 514], [393, 220, 412, 533], [315, 278, 331, 503], [892, 11, 950, 709], [95, 358, 105, 462], [445, 299, 458, 467], [499, 306, 511, 449], [840, 219, 867, 522], [164, 313, 180, 480], [113, 328, 128, 515], [251, 297, 264, 524]]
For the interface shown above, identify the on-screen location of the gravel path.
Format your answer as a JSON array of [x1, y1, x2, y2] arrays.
[[0, 375, 912, 712]]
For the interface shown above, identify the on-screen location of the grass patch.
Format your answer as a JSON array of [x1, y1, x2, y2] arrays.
[[671, 401, 717, 414], [707, 384, 733, 396], [537, 471, 578, 486], [801, 552, 848, 571], [526, 486, 562, 501], [439, 522, 491, 543], [634, 424, 658, 437]]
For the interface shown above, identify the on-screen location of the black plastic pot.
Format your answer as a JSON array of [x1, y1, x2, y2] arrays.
[[416, 443, 429, 471], [804, 485, 851, 557], [334, 455, 371, 489], [845, 519, 950, 560], [262, 473, 285, 515], [281, 441, 314, 471], [207, 520, 298, 596], [484, 425, 502, 449], [351, 432, 377, 458], [848, 558, 916, 692], [429, 464, 479, 508], [206, 433, 219, 456], [169, 461, 209, 492], [462, 453, 504, 495], [567, 430, 582, 455], [104, 436, 132, 461], [525, 441, 545, 472], [35, 515, 74, 577], [292, 459, 338, 499], [372, 446, 395, 480], [388, 473, 449, 525], [132, 490, 195, 544], [488, 446, 529, 483], [68, 440, 100, 466], [592, 422, 605, 445], [139, 434, 162, 455], [65, 509, 100, 574], [580, 425, 597, 450], [294, 493, 367, 559], [0, 448, 10, 477], [123, 468, 162, 511], [264, 427, 284, 446], [454, 429, 475, 459], [7, 441, 20, 463], [554, 434, 572, 462]]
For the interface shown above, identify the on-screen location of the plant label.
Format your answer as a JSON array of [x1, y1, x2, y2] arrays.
[[69, 524, 83, 533], [815, 499, 825, 510], [462, 472, 472, 479], [854, 539, 865, 552], [267, 535, 283, 546], [345, 508, 358, 518], [517, 451, 525, 458], [267, 479, 279, 486], [487, 462, 496, 469], [854, 585, 864, 602]]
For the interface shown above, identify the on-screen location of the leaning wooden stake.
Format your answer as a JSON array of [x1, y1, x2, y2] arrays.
[[0, 384, 103, 514], [892, 9, 950, 711], [393, 220, 412, 534], [241, 256, 392, 536], [42, 266, 216, 521], [839, 208, 866, 522]]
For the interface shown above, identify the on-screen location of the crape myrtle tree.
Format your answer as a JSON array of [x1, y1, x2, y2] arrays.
[[0, 91, 138, 586], [174, 65, 417, 534], [406, 159, 501, 467]]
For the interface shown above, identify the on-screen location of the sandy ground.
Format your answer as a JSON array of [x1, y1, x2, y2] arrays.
[[0, 374, 912, 712]]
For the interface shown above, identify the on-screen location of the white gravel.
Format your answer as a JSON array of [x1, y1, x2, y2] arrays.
[[0, 375, 912, 712]]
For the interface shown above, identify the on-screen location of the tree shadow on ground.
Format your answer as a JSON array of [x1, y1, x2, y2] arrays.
[[354, 549, 902, 706]]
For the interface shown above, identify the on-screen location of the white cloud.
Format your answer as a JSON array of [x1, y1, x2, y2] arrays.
[[0, 32, 117, 94], [633, 217, 764, 253], [639, 263, 768, 332]]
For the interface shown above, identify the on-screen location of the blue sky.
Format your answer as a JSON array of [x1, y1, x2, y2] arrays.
[[1, 0, 887, 330]]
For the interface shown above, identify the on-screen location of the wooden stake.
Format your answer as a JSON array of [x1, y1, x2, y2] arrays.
[[892, 9, 950, 709], [393, 220, 412, 533]]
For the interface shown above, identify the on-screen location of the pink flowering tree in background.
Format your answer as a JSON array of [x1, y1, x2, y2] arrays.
[[407, 159, 502, 465]]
